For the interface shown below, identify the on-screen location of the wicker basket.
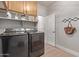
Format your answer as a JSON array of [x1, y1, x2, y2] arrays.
[[64, 22, 76, 34]]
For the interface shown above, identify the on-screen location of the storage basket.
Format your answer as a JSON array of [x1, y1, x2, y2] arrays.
[[64, 22, 76, 34]]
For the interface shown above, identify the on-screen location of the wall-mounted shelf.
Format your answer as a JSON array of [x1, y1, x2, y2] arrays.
[[0, 17, 38, 23]]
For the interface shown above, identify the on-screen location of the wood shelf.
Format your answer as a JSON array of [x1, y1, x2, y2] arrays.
[[0, 17, 38, 23]]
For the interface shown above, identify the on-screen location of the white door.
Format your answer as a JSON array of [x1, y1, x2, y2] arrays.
[[44, 13, 55, 46]]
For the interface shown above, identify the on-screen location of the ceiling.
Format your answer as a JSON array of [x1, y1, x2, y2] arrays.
[[38, 1, 55, 7]]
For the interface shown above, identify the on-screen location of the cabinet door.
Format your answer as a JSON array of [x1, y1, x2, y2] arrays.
[[5, 1, 23, 13], [5, 1, 37, 16], [25, 1, 37, 16]]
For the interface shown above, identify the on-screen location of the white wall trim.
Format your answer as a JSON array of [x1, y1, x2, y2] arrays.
[[56, 44, 79, 57], [47, 41, 55, 46]]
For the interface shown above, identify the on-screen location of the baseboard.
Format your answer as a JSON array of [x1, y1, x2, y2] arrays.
[[47, 41, 55, 46], [56, 44, 79, 57]]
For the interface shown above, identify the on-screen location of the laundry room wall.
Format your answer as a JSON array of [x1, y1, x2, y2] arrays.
[[37, 3, 48, 32], [48, 1, 79, 56]]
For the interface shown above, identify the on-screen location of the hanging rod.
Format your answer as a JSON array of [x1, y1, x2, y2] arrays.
[[62, 17, 79, 23]]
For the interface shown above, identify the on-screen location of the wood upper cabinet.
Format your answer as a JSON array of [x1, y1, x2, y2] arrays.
[[4, 1, 37, 16], [5, 1, 24, 13], [25, 1, 37, 16]]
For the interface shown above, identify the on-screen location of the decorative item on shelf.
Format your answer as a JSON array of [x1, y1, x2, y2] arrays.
[[6, 11, 11, 18], [15, 13, 18, 20], [33, 16, 37, 22], [0, 28, 5, 34], [21, 16, 26, 20], [35, 16, 38, 22], [21, 14, 28, 21], [62, 17, 79, 35], [6, 1, 11, 19], [28, 16, 35, 21]]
